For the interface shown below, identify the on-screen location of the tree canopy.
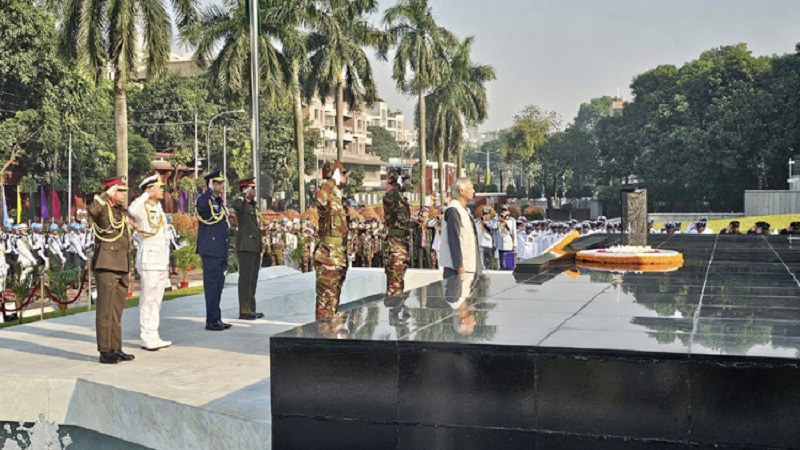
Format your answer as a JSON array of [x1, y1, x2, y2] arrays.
[[366, 125, 401, 160]]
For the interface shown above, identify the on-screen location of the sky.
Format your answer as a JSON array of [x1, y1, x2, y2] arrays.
[[187, 0, 800, 131]]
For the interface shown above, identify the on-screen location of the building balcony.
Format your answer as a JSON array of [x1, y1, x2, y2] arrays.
[[343, 132, 354, 142], [323, 129, 336, 141], [364, 137, 372, 146]]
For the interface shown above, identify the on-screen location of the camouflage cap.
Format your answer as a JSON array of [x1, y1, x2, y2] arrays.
[[322, 160, 349, 179], [387, 169, 401, 184]]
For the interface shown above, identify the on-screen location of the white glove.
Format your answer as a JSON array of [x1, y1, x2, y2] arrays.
[[397, 175, 403, 186], [332, 169, 342, 185], [106, 184, 119, 197]]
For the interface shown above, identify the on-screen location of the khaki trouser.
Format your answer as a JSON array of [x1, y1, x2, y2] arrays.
[[95, 270, 128, 352]]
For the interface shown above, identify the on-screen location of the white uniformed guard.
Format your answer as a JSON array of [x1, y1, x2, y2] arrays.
[[16, 223, 37, 285], [128, 173, 172, 351]]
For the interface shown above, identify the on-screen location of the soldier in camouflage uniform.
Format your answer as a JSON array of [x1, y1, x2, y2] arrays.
[[357, 222, 372, 267], [314, 160, 350, 319], [261, 222, 272, 267], [271, 222, 285, 266], [383, 169, 412, 296], [370, 220, 383, 267], [299, 227, 314, 273], [346, 220, 358, 267]]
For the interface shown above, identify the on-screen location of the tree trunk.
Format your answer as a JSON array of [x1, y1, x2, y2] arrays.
[[336, 78, 345, 161], [291, 60, 305, 213], [438, 144, 445, 206], [114, 66, 128, 191], [418, 89, 426, 206], [456, 145, 463, 182]]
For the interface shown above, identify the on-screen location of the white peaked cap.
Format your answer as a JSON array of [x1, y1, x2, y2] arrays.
[[139, 173, 163, 190]]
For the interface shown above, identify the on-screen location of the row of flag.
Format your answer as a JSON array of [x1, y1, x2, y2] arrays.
[[0, 186, 195, 223], [1, 186, 63, 224]]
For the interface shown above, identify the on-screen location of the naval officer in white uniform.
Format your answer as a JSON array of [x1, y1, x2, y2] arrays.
[[128, 173, 172, 351]]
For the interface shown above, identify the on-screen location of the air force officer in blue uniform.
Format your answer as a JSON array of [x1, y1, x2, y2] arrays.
[[196, 170, 231, 331]]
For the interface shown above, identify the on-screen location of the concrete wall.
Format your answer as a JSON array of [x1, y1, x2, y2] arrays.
[[745, 190, 800, 216]]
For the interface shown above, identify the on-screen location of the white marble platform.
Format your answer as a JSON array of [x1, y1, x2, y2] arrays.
[[0, 267, 443, 450]]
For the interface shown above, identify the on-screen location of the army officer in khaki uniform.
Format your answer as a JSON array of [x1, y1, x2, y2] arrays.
[[88, 177, 134, 364]]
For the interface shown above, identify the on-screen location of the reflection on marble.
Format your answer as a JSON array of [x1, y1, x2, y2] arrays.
[[277, 234, 800, 359]]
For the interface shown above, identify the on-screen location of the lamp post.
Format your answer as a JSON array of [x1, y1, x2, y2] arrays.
[[206, 109, 245, 170]]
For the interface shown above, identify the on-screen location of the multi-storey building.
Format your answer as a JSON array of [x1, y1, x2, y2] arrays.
[[304, 97, 387, 190], [368, 101, 413, 147]]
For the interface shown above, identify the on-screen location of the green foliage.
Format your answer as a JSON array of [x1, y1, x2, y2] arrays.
[[574, 96, 614, 132], [127, 133, 155, 182], [129, 74, 223, 158], [174, 233, 201, 283], [594, 43, 794, 211], [367, 126, 401, 160], [473, 183, 498, 193], [532, 125, 598, 211], [502, 105, 560, 163], [349, 166, 366, 193], [0, 0, 114, 189]]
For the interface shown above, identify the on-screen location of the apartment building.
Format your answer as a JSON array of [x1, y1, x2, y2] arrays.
[[368, 101, 412, 146], [304, 97, 389, 190]]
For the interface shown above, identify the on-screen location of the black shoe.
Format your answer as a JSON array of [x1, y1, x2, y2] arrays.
[[205, 322, 225, 331], [99, 352, 119, 364], [255, 312, 265, 319], [113, 350, 135, 361], [239, 313, 258, 320], [221, 321, 232, 329]]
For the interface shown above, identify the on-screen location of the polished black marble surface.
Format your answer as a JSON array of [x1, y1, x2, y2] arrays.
[[271, 234, 800, 449], [275, 234, 800, 358]]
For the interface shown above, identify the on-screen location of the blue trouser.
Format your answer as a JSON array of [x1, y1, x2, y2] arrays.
[[201, 255, 227, 324]]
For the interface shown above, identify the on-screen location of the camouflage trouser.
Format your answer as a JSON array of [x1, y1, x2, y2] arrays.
[[384, 236, 409, 296], [300, 255, 311, 273], [272, 251, 284, 266], [314, 242, 347, 320]]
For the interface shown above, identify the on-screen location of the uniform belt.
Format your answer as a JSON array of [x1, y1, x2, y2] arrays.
[[320, 236, 343, 245], [387, 229, 407, 238]]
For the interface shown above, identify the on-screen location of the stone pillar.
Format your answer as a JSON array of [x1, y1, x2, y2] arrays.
[[621, 188, 647, 246]]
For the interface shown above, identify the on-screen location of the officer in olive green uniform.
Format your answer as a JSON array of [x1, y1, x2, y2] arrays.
[[314, 160, 350, 319], [232, 177, 264, 320], [88, 177, 134, 364], [383, 170, 412, 296]]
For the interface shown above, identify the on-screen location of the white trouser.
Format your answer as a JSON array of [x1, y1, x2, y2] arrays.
[[139, 270, 170, 345], [20, 263, 34, 286], [0, 262, 6, 292]]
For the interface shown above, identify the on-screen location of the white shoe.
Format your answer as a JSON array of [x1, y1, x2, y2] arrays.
[[153, 339, 172, 349], [141, 341, 161, 351], [141, 339, 172, 351]]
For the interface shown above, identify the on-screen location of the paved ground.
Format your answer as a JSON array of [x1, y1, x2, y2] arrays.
[[0, 266, 443, 450]]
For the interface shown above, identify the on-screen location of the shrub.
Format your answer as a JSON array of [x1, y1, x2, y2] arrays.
[[170, 214, 197, 238], [523, 205, 545, 221]]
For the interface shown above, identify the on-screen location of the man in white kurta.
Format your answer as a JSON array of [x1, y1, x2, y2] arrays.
[[128, 174, 172, 351]]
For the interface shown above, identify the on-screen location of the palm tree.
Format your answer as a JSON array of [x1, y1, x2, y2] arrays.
[[425, 36, 495, 201], [190, 0, 282, 103], [51, 0, 197, 184], [384, 0, 456, 206], [267, 2, 313, 212], [306, 0, 387, 161]]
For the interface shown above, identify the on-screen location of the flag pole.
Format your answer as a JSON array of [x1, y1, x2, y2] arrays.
[[68, 132, 72, 223]]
